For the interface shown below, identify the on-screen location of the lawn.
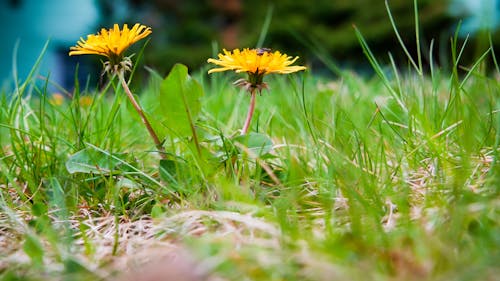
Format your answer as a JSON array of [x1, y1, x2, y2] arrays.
[[1, 17, 499, 281]]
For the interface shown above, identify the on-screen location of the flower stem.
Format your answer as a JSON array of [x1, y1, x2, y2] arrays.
[[118, 72, 166, 159], [241, 89, 256, 135]]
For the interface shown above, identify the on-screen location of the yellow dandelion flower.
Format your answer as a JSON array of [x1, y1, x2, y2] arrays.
[[49, 93, 65, 106], [207, 48, 306, 135], [68, 23, 167, 158], [207, 48, 306, 75], [207, 48, 306, 92], [79, 96, 94, 107], [69, 23, 152, 73]]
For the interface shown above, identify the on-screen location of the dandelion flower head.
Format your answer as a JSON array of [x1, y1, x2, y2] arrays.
[[69, 23, 151, 72], [207, 48, 306, 75]]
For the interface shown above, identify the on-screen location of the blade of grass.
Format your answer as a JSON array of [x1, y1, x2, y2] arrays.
[[256, 5, 274, 48], [385, 0, 422, 75], [354, 25, 407, 112]]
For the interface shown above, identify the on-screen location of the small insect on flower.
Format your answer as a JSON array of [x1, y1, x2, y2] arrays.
[[256, 47, 272, 56]]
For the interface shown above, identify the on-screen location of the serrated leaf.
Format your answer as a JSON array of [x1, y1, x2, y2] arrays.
[[159, 63, 203, 137], [65, 147, 125, 174], [233, 132, 274, 157]]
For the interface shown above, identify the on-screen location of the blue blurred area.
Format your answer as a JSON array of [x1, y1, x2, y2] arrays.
[[0, 0, 99, 93], [449, 0, 500, 36]]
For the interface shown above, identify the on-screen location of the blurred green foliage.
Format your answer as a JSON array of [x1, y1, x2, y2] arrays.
[[124, 0, 452, 73], [243, 0, 450, 56]]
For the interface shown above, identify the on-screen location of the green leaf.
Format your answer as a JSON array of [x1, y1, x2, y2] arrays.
[[23, 234, 44, 267], [159, 159, 179, 184], [48, 177, 70, 224], [31, 202, 47, 217], [159, 63, 203, 138], [232, 132, 274, 157], [151, 203, 164, 218], [65, 147, 125, 174], [48, 178, 65, 213], [159, 158, 191, 193]]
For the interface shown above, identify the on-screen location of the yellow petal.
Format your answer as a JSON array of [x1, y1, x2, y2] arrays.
[[207, 48, 306, 76], [68, 23, 152, 59]]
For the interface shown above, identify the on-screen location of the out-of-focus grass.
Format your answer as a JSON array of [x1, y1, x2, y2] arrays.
[[1, 54, 498, 280]]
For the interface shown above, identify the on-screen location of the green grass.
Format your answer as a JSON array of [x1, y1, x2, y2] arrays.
[[1, 14, 500, 281]]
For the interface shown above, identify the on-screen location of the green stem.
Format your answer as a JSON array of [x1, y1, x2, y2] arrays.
[[241, 89, 256, 135], [118, 72, 166, 159]]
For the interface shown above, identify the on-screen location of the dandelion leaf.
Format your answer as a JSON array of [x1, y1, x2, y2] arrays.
[[159, 63, 203, 138]]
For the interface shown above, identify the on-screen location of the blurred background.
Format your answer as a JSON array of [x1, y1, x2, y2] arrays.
[[0, 0, 499, 93]]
